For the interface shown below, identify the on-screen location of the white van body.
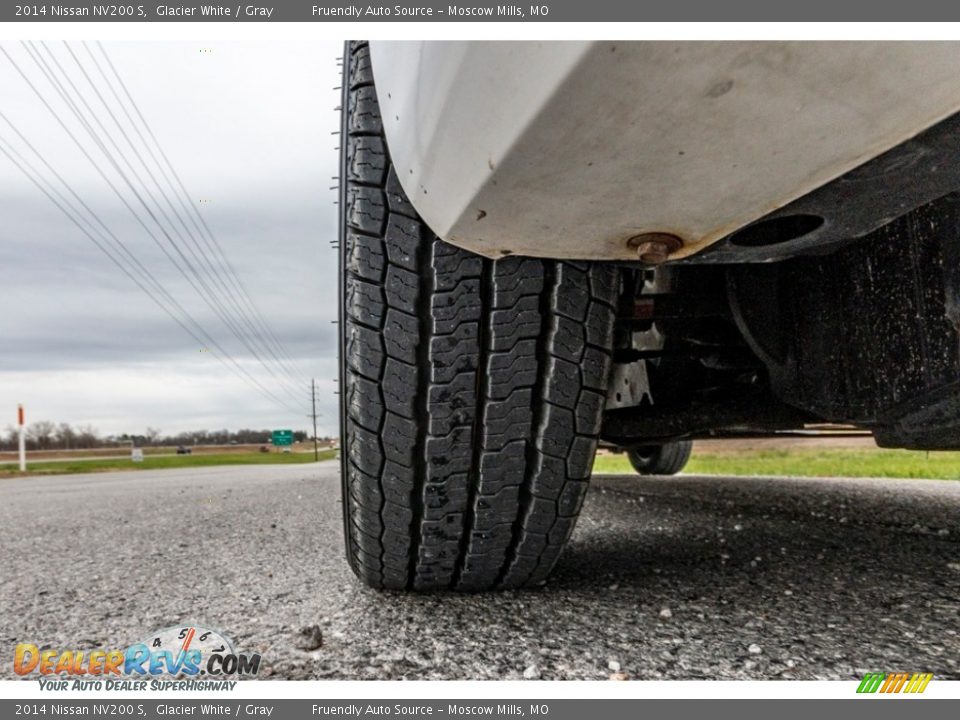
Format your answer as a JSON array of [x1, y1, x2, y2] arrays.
[[371, 41, 960, 261]]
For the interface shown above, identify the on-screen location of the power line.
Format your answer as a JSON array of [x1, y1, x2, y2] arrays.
[[0, 130, 305, 417], [7, 41, 310, 409], [65, 41, 312, 391], [22, 41, 309, 407], [0, 132, 305, 417], [92, 40, 313, 388], [84, 44, 311, 388], [0, 44, 309, 416]]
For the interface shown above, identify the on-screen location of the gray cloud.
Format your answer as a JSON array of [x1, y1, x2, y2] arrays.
[[0, 40, 343, 435]]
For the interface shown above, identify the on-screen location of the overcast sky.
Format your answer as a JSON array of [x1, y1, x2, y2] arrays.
[[0, 41, 342, 437]]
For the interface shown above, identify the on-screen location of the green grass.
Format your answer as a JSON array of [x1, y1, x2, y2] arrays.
[[0, 449, 337, 478], [9, 445, 960, 480], [593, 448, 960, 480]]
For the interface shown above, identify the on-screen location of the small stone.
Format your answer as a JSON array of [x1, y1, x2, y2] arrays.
[[784, 590, 793, 596], [608, 583, 619, 591], [733, 524, 743, 531], [295, 625, 323, 651], [744, 660, 757, 670], [609, 672, 629, 681], [748, 644, 762, 655], [523, 664, 540, 680], [659, 608, 673, 619], [608, 659, 621, 672], [947, 563, 960, 572]]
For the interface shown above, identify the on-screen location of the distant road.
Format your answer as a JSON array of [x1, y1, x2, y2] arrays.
[[0, 447, 326, 465], [1, 463, 957, 680], [0, 452, 184, 465]]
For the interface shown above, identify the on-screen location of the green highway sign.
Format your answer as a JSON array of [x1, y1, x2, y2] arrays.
[[271, 429, 294, 446]]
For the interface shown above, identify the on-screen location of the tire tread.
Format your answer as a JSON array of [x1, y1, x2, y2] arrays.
[[341, 41, 617, 591]]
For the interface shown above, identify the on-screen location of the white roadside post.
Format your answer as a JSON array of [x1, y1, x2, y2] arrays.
[[17, 404, 25, 471]]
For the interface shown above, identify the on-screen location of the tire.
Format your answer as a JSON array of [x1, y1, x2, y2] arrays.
[[338, 41, 619, 591], [626, 441, 693, 476]]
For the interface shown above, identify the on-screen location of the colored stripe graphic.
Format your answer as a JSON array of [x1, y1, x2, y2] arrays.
[[904, 673, 934, 693], [857, 672, 886, 693], [857, 672, 932, 694], [891, 673, 909, 693]]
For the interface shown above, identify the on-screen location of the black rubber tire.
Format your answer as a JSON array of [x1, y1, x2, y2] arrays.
[[338, 41, 619, 591], [626, 441, 693, 476]]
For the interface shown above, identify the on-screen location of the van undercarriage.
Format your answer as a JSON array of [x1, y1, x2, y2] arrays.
[[604, 192, 960, 451]]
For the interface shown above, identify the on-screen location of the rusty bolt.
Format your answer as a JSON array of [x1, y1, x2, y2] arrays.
[[627, 233, 683, 265]]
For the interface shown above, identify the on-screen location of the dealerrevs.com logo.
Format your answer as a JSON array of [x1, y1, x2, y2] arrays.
[[14, 625, 262, 691]]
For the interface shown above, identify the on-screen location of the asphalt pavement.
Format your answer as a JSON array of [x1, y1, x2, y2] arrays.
[[1, 462, 958, 680]]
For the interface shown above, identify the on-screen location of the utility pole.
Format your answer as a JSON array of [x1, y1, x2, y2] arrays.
[[310, 378, 319, 461], [17, 404, 26, 471]]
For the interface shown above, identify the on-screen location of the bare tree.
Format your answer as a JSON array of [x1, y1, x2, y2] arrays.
[[145, 427, 161, 446], [57, 422, 76, 450], [27, 421, 56, 450], [1, 425, 17, 451], [75, 424, 100, 449]]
